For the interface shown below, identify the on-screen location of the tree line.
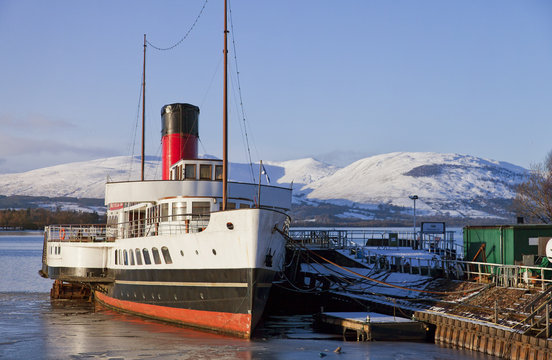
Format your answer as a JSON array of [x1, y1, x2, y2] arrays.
[[0, 208, 106, 230], [514, 150, 552, 224]]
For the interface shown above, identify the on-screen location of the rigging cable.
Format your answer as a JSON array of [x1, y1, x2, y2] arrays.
[[146, 0, 209, 51], [228, 0, 256, 182], [126, 77, 144, 180]]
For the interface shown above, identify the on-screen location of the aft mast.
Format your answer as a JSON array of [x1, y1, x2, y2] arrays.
[[222, 0, 229, 210]]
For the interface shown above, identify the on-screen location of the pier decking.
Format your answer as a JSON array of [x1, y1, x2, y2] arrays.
[[316, 312, 428, 341]]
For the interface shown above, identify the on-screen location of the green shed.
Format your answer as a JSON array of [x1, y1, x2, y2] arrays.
[[464, 225, 552, 265]]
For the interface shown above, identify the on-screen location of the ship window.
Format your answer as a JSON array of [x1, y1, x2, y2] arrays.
[[161, 203, 169, 222], [172, 202, 186, 221], [184, 164, 196, 179], [200, 164, 212, 180], [123, 250, 128, 265], [119, 249, 123, 265], [239, 203, 251, 209], [135, 248, 143, 265], [161, 246, 173, 264], [192, 201, 211, 216], [143, 248, 151, 265], [129, 248, 135, 265], [152, 247, 162, 264], [177, 165, 183, 180], [227, 202, 236, 210], [115, 250, 118, 265], [215, 165, 223, 181]]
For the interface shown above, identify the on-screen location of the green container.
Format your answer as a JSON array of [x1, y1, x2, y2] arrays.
[[464, 225, 552, 265]]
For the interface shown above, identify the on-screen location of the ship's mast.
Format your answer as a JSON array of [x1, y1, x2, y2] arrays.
[[141, 34, 146, 181], [222, 0, 228, 210]]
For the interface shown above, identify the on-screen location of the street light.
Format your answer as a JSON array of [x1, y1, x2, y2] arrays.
[[409, 195, 418, 248]]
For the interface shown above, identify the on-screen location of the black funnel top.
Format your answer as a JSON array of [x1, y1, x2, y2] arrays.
[[161, 103, 199, 137]]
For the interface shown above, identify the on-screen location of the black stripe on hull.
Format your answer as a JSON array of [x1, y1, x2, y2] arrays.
[[103, 267, 277, 329]]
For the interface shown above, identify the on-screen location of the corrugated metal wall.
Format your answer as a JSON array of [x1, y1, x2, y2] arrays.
[[464, 225, 552, 265]]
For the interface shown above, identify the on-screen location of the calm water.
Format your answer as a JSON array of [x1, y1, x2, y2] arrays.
[[0, 233, 495, 359]]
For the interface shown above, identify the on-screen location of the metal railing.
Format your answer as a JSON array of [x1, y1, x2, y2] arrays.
[[288, 230, 354, 249], [114, 214, 210, 239], [45, 214, 211, 242], [356, 248, 552, 288], [459, 260, 552, 290], [289, 229, 462, 259], [359, 248, 444, 276], [46, 224, 108, 242]]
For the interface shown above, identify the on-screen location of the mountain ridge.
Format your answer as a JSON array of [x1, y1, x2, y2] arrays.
[[0, 152, 527, 221]]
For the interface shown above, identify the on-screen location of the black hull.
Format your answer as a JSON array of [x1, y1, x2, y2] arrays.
[[94, 267, 277, 334]]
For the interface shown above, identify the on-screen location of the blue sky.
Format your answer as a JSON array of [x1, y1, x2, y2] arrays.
[[1, 0, 551, 173]]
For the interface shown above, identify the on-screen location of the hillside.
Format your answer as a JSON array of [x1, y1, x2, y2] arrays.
[[0, 152, 526, 222]]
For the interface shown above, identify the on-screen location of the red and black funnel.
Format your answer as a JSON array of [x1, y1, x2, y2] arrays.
[[161, 103, 199, 180]]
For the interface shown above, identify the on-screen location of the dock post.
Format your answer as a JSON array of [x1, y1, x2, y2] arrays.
[[494, 300, 498, 323], [546, 304, 550, 339]]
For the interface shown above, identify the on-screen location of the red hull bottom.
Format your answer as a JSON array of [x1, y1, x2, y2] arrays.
[[94, 291, 252, 338]]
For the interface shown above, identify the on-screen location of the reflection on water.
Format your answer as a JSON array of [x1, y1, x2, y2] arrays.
[[0, 235, 52, 293], [0, 293, 499, 360], [0, 234, 497, 359]]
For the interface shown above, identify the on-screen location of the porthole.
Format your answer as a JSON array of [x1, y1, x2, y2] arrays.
[[200, 292, 204, 300], [180, 250, 184, 257], [152, 247, 162, 265], [174, 294, 178, 300], [142, 294, 146, 300], [212, 249, 217, 255], [226, 222, 234, 230], [195, 250, 199, 255], [161, 246, 173, 264], [133, 292, 137, 298], [158, 294, 161, 300], [151, 293, 155, 300]]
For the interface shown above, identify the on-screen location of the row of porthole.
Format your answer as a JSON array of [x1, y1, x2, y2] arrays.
[[116, 246, 219, 266], [115, 246, 172, 266], [119, 291, 205, 301], [179, 249, 218, 256]]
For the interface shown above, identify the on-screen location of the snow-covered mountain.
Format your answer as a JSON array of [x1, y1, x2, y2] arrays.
[[299, 152, 527, 218], [0, 152, 527, 220]]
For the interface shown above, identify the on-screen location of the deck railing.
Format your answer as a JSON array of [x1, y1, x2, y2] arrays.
[[45, 224, 108, 242], [45, 214, 211, 242]]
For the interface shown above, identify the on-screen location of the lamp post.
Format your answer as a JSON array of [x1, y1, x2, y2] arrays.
[[409, 195, 418, 247]]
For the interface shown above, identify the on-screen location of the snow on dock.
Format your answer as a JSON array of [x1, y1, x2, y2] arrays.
[[316, 312, 428, 341]]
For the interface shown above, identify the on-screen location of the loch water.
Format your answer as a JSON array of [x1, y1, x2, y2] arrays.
[[0, 233, 497, 359]]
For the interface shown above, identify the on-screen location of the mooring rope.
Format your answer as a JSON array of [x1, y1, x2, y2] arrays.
[[276, 227, 486, 296]]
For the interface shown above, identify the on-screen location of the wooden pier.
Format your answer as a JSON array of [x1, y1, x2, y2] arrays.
[[278, 229, 552, 359], [415, 311, 552, 360], [315, 312, 428, 341]]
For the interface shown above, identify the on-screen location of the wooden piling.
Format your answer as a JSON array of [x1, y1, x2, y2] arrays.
[[50, 280, 90, 300], [415, 311, 552, 360]]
